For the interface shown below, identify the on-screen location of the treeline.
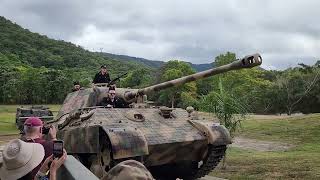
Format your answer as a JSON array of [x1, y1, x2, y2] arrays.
[[2, 50, 319, 115], [0, 55, 153, 104], [149, 52, 320, 115]]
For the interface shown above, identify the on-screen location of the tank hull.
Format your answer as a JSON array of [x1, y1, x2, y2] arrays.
[[57, 108, 230, 178], [51, 53, 262, 179]]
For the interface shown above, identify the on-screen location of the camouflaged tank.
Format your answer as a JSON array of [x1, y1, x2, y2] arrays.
[[47, 53, 262, 179], [16, 105, 54, 133]]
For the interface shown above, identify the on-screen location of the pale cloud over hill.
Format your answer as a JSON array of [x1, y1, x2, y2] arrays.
[[1, 0, 319, 69]]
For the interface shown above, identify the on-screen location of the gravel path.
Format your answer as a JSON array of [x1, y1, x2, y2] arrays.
[[200, 176, 227, 180]]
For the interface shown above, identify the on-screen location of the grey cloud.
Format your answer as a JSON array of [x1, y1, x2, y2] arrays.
[[120, 31, 155, 44], [0, 0, 319, 69]]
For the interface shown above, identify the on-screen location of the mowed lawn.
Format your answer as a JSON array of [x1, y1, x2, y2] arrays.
[[211, 114, 320, 180], [0, 105, 61, 135]]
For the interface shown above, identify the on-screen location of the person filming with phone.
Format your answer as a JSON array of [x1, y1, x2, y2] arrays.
[[0, 139, 66, 180], [20, 117, 57, 178], [36, 144, 67, 180]]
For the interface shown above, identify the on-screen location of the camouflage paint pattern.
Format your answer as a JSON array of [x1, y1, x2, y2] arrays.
[[56, 88, 98, 120], [188, 120, 232, 145], [102, 160, 154, 180], [56, 108, 223, 166], [57, 125, 100, 153], [102, 126, 148, 159], [49, 53, 262, 176]]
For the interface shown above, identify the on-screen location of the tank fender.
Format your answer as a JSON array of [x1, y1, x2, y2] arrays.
[[57, 126, 100, 154], [101, 126, 149, 159], [188, 120, 232, 145]]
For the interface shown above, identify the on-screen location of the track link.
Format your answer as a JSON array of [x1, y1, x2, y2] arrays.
[[191, 145, 227, 179]]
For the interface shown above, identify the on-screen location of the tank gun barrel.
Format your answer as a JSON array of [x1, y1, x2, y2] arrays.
[[124, 53, 262, 101]]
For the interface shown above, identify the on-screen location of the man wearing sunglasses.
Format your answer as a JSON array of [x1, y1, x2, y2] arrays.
[[99, 86, 127, 108]]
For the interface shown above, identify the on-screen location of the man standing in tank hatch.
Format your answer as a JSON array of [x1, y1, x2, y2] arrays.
[[72, 81, 82, 92], [99, 86, 127, 108], [92, 65, 111, 84]]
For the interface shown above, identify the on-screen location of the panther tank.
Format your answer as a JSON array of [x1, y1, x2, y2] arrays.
[[47, 53, 262, 179]]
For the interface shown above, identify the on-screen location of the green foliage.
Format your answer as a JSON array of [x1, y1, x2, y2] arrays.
[[214, 52, 236, 67], [197, 51, 320, 115], [120, 68, 154, 88], [199, 79, 248, 137], [197, 52, 273, 113], [268, 66, 320, 114], [179, 92, 198, 109], [156, 60, 197, 107], [196, 77, 215, 95]]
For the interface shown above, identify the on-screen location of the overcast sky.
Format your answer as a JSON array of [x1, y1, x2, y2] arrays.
[[1, 0, 319, 69]]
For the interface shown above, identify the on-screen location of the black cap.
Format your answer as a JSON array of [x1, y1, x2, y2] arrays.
[[73, 81, 80, 85], [101, 65, 107, 69], [109, 85, 116, 90]]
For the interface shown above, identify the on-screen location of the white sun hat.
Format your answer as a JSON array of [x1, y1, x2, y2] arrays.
[[0, 139, 45, 180]]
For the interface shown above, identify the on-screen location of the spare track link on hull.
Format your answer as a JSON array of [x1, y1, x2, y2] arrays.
[[192, 145, 227, 179]]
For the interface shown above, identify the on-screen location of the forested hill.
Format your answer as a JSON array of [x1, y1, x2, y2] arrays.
[[100, 52, 214, 72], [0, 16, 147, 75], [0, 16, 152, 104]]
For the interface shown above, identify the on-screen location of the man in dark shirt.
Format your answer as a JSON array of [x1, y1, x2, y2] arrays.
[[21, 117, 56, 179], [99, 87, 127, 108], [93, 65, 111, 84], [72, 81, 82, 92]]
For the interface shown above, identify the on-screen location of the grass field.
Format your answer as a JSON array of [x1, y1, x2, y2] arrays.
[[0, 105, 61, 135], [0, 105, 319, 179], [211, 114, 320, 179]]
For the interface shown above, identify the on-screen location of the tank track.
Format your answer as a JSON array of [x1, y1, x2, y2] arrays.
[[191, 145, 227, 179]]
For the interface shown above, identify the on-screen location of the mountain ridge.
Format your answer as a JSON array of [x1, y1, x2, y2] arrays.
[[100, 52, 214, 72]]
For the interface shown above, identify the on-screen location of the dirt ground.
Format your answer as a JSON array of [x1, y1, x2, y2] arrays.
[[247, 113, 304, 120], [0, 134, 20, 161], [0, 134, 19, 145], [198, 112, 305, 121], [231, 137, 294, 151]]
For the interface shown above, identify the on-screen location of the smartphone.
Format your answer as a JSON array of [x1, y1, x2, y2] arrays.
[[42, 125, 51, 134], [53, 140, 64, 158]]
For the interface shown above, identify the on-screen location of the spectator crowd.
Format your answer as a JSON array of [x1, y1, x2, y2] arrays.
[[0, 117, 154, 180]]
